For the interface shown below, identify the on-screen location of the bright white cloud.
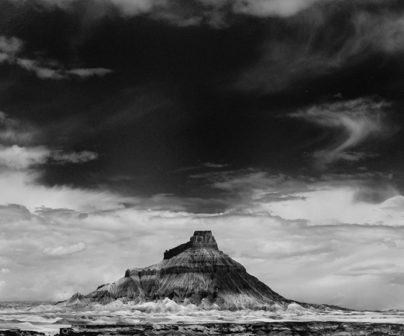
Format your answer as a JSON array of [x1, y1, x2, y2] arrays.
[[0, 170, 129, 211], [262, 186, 404, 226]]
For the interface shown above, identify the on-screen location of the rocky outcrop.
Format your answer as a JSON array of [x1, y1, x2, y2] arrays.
[[0, 331, 45, 336], [67, 231, 289, 307]]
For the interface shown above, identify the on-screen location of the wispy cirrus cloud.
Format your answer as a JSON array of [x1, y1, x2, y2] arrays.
[[43, 242, 87, 256], [0, 36, 112, 80], [51, 150, 99, 164], [16, 58, 66, 80], [235, 1, 404, 93], [290, 98, 393, 168]]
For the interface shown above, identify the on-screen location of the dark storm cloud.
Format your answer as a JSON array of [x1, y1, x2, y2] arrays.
[[0, 0, 404, 196]]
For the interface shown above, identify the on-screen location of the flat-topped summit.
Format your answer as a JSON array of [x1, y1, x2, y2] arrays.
[[190, 230, 218, 249], [66, 230, 293, 308], [163, 231, 218, 259]]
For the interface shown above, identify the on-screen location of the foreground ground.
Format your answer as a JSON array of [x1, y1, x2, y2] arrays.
[[2, 322, 404, 336]]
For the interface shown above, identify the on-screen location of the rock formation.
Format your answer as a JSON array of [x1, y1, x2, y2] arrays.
[[67, 231, 291, 308]]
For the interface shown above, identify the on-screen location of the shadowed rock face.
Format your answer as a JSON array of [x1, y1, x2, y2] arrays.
[[67, 231, 288, 308]]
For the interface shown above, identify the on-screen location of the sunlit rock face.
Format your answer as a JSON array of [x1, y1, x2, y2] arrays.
[[69, 231, 288, 308]]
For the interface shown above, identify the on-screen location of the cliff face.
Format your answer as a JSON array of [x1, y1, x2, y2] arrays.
[[163, 231, 218, 259], [71, 231, 289, 308]]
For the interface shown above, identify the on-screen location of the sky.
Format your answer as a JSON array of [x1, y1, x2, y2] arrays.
[[1, 0, 404, 310]]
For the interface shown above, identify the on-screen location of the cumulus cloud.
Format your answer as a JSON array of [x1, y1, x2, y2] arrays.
[[291, 98, 391, 168], [0, 145, 98, 169], [0, 145, 49, 169]]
